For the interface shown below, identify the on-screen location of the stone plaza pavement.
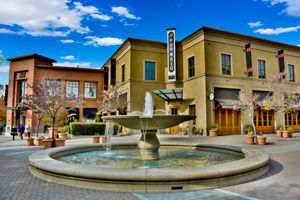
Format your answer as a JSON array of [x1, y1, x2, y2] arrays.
[[1, 133, 300, 200]]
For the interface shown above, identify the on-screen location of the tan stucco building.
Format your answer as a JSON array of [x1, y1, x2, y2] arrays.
[[5, 54, 103, 135], [102, 26, 300, 135]]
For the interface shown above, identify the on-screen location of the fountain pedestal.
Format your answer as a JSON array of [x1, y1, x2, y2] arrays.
[[138, 130, 160, 160]]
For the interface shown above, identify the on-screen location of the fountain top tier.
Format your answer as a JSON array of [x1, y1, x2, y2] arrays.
[[102, 92, 195, 130]]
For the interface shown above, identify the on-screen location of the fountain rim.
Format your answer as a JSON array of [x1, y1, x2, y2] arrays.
[[102, 114, 197, 119], [29, 143, 269, 182]]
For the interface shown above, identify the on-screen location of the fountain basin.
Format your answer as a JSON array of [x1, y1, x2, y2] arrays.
[[102, 115, 196, 130], [29, 143, 269, 193]]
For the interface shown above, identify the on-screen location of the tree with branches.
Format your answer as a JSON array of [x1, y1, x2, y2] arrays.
[[235, 88, 260, 143], [264, 75, 300, 131], [22, 77, 83, 146]]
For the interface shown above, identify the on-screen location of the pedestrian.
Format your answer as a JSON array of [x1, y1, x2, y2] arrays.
[[25, 125, 31, 138], [18, 124, 25, 140]]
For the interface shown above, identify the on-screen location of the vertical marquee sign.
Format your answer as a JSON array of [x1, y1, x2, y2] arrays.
[[167, 28, 176, 82], [245, 43, 253, 77]]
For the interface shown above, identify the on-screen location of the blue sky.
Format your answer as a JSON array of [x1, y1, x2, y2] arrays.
[[0, 0, 300, 85]]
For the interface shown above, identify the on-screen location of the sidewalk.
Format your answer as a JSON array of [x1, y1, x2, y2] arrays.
[[1, 133, 300, 200]]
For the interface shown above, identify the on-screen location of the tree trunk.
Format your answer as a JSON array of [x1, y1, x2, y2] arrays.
[[36, 119, 41, 138], [251, 111, 258, 144], [282, 111, 286, 131], [52, 117, 56, 147]]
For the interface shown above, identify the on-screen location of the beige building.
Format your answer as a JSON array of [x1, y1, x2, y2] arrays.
[[102, 26, 300, 135]]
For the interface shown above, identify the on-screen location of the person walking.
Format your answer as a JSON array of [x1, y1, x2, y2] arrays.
[[18, 124, 25, 140], [25, 125, 31, 138]]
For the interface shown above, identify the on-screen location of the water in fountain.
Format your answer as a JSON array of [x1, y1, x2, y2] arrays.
[[143, 92, 153, 116], [104, 120, 114, 151]]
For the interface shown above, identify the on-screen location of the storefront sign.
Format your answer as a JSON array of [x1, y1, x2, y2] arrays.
[[167, 28, 176, 82]]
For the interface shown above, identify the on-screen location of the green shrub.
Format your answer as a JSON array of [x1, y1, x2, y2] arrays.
[[209, 124, 218, 130], [70, 122, 106, 135], [244, 125, 254, 132]]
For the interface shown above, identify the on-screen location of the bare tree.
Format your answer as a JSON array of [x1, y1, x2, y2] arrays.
[[235, 88, 260, 143], [22, 77, 83, 146], [98, 85, 128, 116], [264, 75, 300, 131]]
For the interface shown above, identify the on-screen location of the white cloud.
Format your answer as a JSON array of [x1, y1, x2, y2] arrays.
[[84, 36, 123, 47], [260, 0, 300, 16], [54, 61, 92, 68], [60, 39, 75, 43], [111, 6, 141, 20], [0, 0, 111, 37], [60, 55, 75, 60], [124, 22, 135, 26], [0, 66, 9, 73], [254, 26, 300, 35], [74, 2, 112, 21], [248, 21, 263, 28]]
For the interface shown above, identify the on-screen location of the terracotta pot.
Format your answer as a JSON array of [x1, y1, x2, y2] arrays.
[[92, 136, 100, 143], [42, 139, 53, 149], [58, 133, 68, 140], [246, 135, 255, 144], [48, 127, 59, 138], [34, 138, 43, 146], [26, 138, 34, 146], [257, 136, 267, 145], [276, 130, 283, 137], [283, 131, 292, 138], [102, 136, 107, 143], [209, 130, 218, 136], [54, 139, 65, 147]]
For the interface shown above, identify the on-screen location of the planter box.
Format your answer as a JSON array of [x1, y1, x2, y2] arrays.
[[54, 139, 65, 147], [42, 140, 53, 149], [102, 136, 107, 143], [246, 135, 255, 144], [26, 138, 34, 146], [34, 138, 43, 146], [209, 130, 218, 136], [257, 136, 267, 145], [92, 136, 100, 143], [276, 130, 283, 137], [58, 133, 68, 140], [283, 131, 292, 138]]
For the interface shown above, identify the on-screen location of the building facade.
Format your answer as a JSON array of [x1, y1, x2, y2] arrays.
[[5, 54, 103, 135], [102, 26, 300, 135]]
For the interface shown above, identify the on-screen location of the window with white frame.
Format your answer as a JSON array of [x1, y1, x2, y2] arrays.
[[221, 54, 231, 75], [258, 59, 266, 79], [288, 64, 295, 82], [66, 81, 79, 97], [84, 82, 97, 98]]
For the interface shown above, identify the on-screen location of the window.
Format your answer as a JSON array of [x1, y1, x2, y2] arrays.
[[122, 64, 125, 82], [66, 81, 79, 97], [46, 80, 61, 96], [19, 81, 27, 103], [189, 105, 196, 124], [288, 64, 295, 82], [221, 54, 231, 75], [258, 59, 266, 79], [84, 82, 97, 99], [145, 61, 155, 80], [188, 56, 195, 77]]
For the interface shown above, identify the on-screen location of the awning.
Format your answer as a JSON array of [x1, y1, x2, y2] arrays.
[[215, 99, 240, 109], [83, 108, 97, 118], [152, 89, 183, 102]]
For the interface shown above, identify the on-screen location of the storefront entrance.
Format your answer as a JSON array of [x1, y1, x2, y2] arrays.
[[215, 107, 241, 135], [169, 106, 179, 134], [285, 111, 300, 131], [254, 110, 274, 133]]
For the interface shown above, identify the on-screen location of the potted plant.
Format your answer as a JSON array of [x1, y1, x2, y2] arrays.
[[42, 138, 53, 149], [54, 138, 66, 147], [208, 124, 218, 136], [245, 125, 255, 144], [283, 127, 293, 138], [26, 137, 34, 146], [48, 127, 58, 138], [58, 126, 68, 140], [257, 134, 267, 145], [34, 136, 44, 146], [92, 135, 100, 143], [276, 125, 283, 137]]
